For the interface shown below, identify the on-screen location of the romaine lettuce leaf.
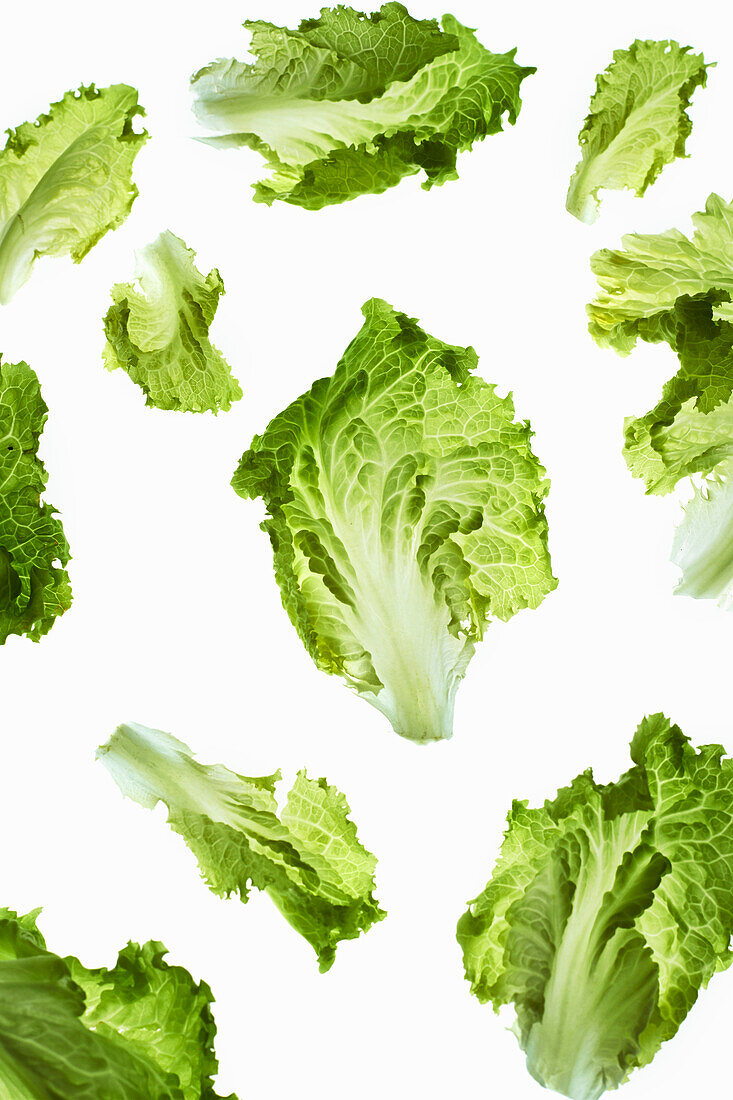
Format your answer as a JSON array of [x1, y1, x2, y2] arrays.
[[0, 357, 71, 643], [457, 714, 733, 1100], [191, 4, 535, 209], [587, 195, 733, 604], [566, 40, 710, 224], [97, 721, 385, 972], [103, 231, 242, 413], [232, 298, 556, 743], [0, 908, 233, 1098], [0, 84, 147, 304]]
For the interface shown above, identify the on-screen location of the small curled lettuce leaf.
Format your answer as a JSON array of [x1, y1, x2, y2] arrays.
[[232, 298, 555, 743], [567, 40, 711, 224], [0, 357, 71, 643], [103, 231, 242, 413], [97, 721, 385, 972], [0, 908, 234, 1099], [191, 5, 535, 209], [458, 714, 733, 1100], [0, 84, 147, 304]]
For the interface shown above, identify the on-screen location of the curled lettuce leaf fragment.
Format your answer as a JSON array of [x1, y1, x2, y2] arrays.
[[0, 357, 71, 642], [0, 908, 234, 1099], [671, 461, 733, 608], [232, 299, 555, 743], [0, 84, 147, 304], [97, 721, 384, 972], [567, 40, 710, 224], [103, 230, 241, 413], [457, 714, 733, 1100], [588, 195, 733, 604], [191, 4, 535, 209]]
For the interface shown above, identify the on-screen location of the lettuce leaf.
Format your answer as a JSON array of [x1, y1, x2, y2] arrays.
[[103, 231, 242, 413], [0, 84, 147, 304], [587, 195, 733, 605], [0, 357, 71, 643], [457, 714, 733, 1100], [191, 4, 535, 209], [566, 40, 710, 224], [232, 298, 555, 742], [670, 459, 733, 608], [0, 908, 233, 1098], [97, 721, 385, 972]]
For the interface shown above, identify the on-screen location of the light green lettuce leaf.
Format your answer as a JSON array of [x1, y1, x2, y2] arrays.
[[589, 194, 733, 354], [97, 721, 384, 972], [0, 357, 71, 643], [0, 908, 233, 1098], [103, 231, 241, 413], [670, 460, 733, 608], [191, 5, 535, 209], [458, 714, 733, 1100], [232, 298, 555, 742], [68, 941, 229, 1100], [587, 195, 733, 604], [0, 85, 147, 304], [567, 40, 710, 224]]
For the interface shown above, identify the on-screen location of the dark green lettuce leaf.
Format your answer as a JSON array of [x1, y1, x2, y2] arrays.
[[0, 909, 234, 1098], [0, 357, 71, 643]]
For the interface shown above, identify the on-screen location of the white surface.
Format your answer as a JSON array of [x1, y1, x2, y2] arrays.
[[1, 1, 732, 1097]]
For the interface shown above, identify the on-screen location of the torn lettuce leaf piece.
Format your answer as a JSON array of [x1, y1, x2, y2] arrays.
[[0, 84, 147, 305], [457, 714, 733, 1100], [97, 721, 384, 972], [0, 908, 234, 1099], [588, 193, 733, 358], [567, 40, 710, 224], [0, 357, 71, 642], [232, 298, 555, 743], [671, 460, 733, 608], [191, 5, 535, 209], [587, 196, 733, 605], [103, 231, 241, 413]]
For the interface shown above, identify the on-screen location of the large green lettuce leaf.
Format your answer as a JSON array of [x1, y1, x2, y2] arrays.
[[191, 4, 535, 209], [97, 722, 384, 972], [0, 85, 147, 304], [232, 298, 555, 742], [588, 195, 733, 605], [103, 231, 242, 413], [0, 357, 71, 643], [457, 714, 733, 1100], [0, 908, 233, 1098], [566, 40, 710, 224]]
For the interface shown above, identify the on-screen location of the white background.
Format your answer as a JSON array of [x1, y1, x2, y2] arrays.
[[1, 1, 732, 1096]]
